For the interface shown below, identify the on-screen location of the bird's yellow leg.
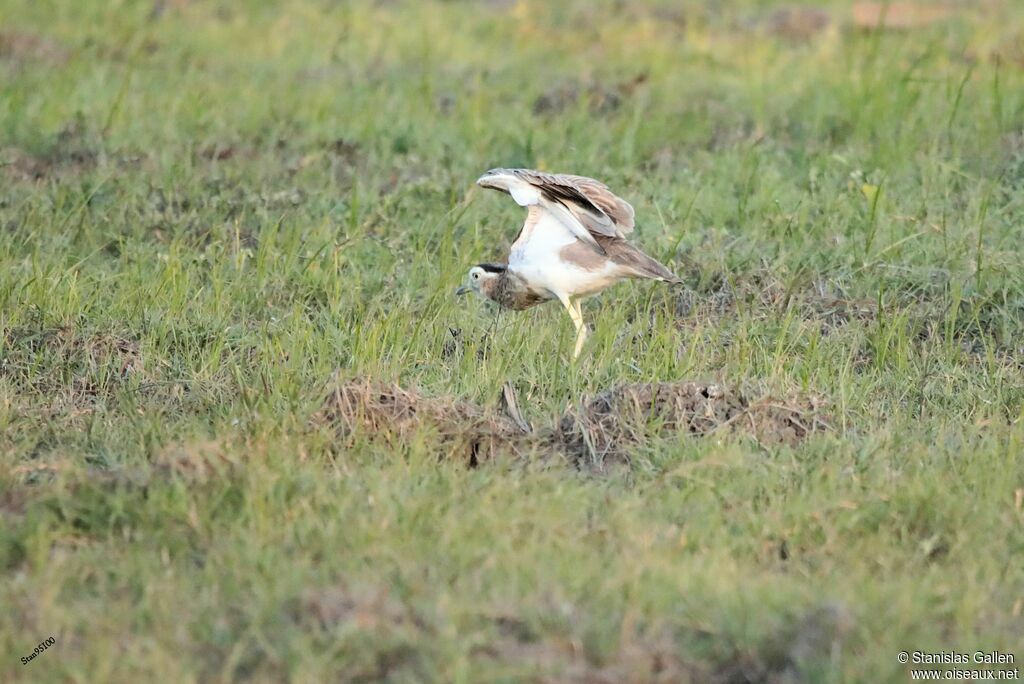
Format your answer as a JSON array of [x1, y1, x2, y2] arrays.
[[572, 299, 588, 359], [559, 296, 587, 359]]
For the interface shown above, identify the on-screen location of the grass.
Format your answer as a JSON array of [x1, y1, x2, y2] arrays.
[[2, 0, 1023, 681]]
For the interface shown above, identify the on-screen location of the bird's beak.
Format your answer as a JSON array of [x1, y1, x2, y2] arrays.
[[455, 285, 471, 296]]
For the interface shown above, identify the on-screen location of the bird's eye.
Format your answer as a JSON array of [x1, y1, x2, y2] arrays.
[[472, 273, 479, 279]]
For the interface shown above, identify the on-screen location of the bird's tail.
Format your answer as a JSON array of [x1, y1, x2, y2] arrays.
[[638, 256, 684, 284], [602, 239, 683, 284]]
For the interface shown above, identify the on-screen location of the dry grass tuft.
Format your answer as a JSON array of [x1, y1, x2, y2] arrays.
[[316, 377, 830, 468], [1, 325, 143, 407], [314, 378, 529, 463], [558, 381, 829, 463]]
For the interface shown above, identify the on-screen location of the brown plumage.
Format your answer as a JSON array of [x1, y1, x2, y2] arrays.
[[479, 267, 551, 310], [593, 234, 682, 283]]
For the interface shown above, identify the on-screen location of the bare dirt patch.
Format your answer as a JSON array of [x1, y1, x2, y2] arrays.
[[558, 381, 829, 464]]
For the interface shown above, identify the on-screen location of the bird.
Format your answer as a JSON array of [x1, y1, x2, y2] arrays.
[[456, 168, 682, 358]]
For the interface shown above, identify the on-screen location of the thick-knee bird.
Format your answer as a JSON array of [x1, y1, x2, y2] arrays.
[[457, 168, 681, 358]]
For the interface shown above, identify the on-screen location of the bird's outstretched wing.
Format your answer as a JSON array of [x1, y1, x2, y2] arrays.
[[476, 168, 636, 251]]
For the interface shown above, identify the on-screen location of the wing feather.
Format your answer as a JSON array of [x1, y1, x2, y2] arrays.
[[477, 169, 604, 250], [511, 169, 635, 235], [476, 168, 637, 253]]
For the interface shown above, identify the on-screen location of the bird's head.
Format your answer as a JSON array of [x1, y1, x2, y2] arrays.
[[455, 263, 505, 300], [475, 168, 505, 191]]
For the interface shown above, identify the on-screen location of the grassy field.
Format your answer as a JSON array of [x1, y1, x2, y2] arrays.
[[2, 0, 1024, 681]]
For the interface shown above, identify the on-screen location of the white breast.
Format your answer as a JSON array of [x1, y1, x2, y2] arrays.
[[509, 209, 576, 268], [508, 209, 619, 299]]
